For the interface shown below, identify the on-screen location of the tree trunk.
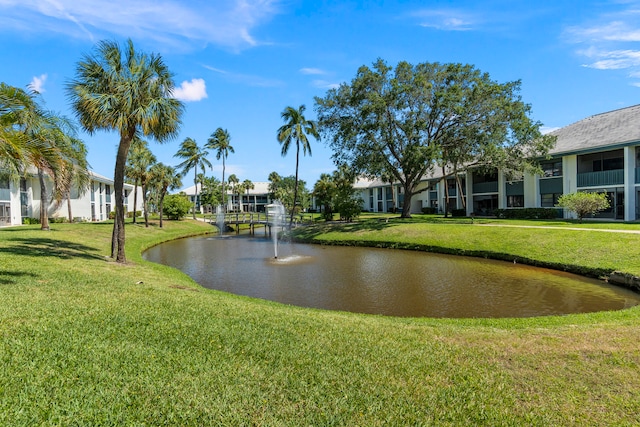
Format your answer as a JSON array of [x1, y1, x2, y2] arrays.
[[442, 166, 450, 218], [400, 181, 412, 218], [456, 174, 466, 210], [289, 141, 300, 228], [67, 191, 73, 223], [192, 168, 197, 220], [142, 181, 149, 228], [112, 130, 134, 263], [132, 180, 139, 224], [159, 190, 165, 228], [221, 157, 226, 212], [38, 168, 50, 231]]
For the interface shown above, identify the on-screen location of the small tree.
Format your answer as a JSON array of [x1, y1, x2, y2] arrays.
[[163, 193, 192, 220], [556, 192, 610, 222]]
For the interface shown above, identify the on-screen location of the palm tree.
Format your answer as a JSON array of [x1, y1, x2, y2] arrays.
[[313, 173, 336, 218], [242, 179, 254, 212], [149, 163, 181, 228], [31, 118, 81, 231], [1, 84, 86, 230], [59, 135, 91, 223], [67, 39, 183, 262], [174, 137, 211, 219], [125, 138, 156, 225], [0, 83, 33, 175], [206, 128, 234, 212], [277, 104, 319, 227], [227, 174, 239, 212]]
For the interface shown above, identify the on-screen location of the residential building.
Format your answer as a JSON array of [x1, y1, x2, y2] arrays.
[[0, 170, 141, 226], [179, 182, 272, 213], [355, 104, 640, 221]]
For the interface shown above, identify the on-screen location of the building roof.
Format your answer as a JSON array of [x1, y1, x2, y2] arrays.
[[549, 104, 640, 155]]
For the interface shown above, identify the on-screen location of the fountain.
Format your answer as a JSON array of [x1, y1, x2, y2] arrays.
[[215, 204, 225, 236], [267, 202, 286, 258]]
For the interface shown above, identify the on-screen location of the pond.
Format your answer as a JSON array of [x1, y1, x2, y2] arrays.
[[143, 235, 640, 318]]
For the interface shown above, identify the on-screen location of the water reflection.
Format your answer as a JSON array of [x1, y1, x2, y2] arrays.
[[143, 235, 640, 318]]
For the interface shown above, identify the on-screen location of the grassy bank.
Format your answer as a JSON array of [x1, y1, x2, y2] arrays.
[[291, 214, 640, 278], [1, 219, 640, 425]]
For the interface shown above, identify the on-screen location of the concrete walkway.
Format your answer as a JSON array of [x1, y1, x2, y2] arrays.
[[474, 223, 640, 234]]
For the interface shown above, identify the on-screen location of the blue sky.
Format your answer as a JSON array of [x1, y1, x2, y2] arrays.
[[2, 0, 640, 189]]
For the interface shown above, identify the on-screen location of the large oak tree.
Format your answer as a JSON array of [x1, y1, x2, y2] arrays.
[[315, 59, 555, 217]]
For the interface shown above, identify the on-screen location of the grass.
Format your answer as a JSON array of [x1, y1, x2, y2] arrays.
[[1, 217, 640, 425], [292, 213, 640, 277]]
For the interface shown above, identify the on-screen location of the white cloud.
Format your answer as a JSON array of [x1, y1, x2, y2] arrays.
[[0, 0, 281, 51], [204, 64, 283, 87], [412, 9, 475, 31], [29, 74, 47, 93], [312, 80, 340, 90], [172, 78, 207, 102], [300, 68, 326, 75], [566, 6, 640, 78]]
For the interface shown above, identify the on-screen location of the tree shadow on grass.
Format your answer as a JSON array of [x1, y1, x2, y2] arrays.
[[0, 237, 103, 260], [0, 270, 38, 285]]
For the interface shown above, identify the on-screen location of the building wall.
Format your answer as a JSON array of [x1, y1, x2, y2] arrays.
[[0, 172, 141, 226], [354, 142, 640, 221]]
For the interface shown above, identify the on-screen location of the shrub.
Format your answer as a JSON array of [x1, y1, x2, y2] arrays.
[[421, 207, 436, 214], [22, 217, 40, 225], [163, 194, 192, 220], [494, 208, 560, 219], [556, 192, 610, 222], [127, 210, 141, 218], [451, 209, 467, 217]]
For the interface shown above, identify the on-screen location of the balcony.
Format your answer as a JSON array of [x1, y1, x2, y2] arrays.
[[0, 188, 10, 201], [577, 169, 624, 187], [636, 167, 640, 184], [472, 181, 498, 194]]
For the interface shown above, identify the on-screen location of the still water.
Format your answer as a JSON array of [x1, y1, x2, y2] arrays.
[[143, 235, 640, 318]]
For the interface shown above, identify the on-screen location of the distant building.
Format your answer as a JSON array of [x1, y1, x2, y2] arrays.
[[178, 182, 272, 213], [0, 170, 141, 226], [354, 104, 640, 221]]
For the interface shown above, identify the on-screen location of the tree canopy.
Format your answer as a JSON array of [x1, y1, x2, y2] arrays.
[[315, 59, 555, 217]]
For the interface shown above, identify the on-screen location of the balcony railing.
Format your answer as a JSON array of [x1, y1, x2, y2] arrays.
[[472, 181, 498, 194], [577, 169, 624, 187], [636, 167, 640, 184], [0, 188, 10, 201]]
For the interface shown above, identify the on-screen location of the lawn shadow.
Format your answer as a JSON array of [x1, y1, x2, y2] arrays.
[[0, 270, 38, 285], [0, 237, 103, 260]]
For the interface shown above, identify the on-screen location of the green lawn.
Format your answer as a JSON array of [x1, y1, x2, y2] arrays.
[[1, 218, 639, 425]]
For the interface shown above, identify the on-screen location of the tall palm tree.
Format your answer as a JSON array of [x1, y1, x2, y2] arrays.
[[67, 38, 183, 263], [206, 128, 234, 211], [227, 174, 239, 212], [277, 104, 319, 227], [242, 179, 254, 212], [125, 138, 156, 225], [149, 163, 181, 228], [174, 137, 211, 219]]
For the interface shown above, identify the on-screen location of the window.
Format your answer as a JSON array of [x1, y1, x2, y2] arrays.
[[507, 195, 524, 208], [541, 193, 561, 207], [541, 160, 562, 177]]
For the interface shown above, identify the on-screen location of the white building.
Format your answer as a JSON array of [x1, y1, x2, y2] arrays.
[[0, 170, 141, 226], [179, 182, 272, 214]]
